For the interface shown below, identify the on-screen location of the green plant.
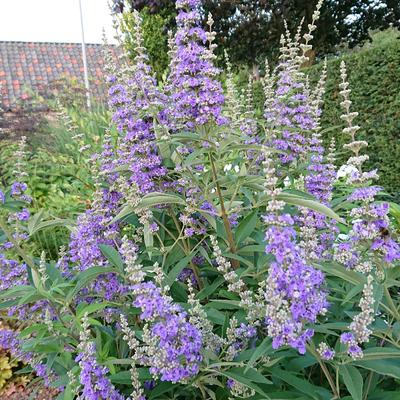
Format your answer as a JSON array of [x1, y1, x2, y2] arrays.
[[0, 4, 400, 400], [238, 30, 400, 200]]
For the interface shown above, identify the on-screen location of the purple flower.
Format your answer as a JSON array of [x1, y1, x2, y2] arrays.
[[166, 0, 226, 128], [264, 219, 328, 354], [76, 342, 124, 400], [348, 186, 382, 202], [10, 181, 27, 197], [132, 281, 202, 382], [15, 208, 30, 221], [0, 329, 51, 385], [340, 332, 355, 344]]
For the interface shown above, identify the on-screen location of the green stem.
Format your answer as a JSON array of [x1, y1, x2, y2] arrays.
[[384, 286, 400, 321], [208, 152, 239, 269], [0, 216, 37, 271], [307, 344, 340, 399], [168, 208, 203, 289]]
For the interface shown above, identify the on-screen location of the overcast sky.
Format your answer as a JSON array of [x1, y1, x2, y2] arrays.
[[0, 0, 116, 44]]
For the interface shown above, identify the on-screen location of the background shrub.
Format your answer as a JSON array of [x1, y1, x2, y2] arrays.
[[310, 30, 400, 201], [235, 30, 400, 199]]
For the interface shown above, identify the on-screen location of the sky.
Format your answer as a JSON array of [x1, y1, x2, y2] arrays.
[[0, 0, 116, 44]]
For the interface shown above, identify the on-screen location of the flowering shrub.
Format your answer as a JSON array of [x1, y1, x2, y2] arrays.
[[1, 1, 400, 399]]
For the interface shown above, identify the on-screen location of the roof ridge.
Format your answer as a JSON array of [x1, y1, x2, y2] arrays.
[[0, 41, 115, 46]]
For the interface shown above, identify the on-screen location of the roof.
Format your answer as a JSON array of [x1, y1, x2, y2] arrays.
[[0, 41, 120, 110]]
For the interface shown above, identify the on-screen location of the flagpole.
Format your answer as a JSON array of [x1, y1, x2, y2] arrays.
[[78, 0, 91, 109]]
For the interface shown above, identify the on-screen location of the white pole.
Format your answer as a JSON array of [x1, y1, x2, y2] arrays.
[[79, 0, 91, 109]]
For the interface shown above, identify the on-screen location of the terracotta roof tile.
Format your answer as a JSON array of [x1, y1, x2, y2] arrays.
[[0, 41, 121, 110]]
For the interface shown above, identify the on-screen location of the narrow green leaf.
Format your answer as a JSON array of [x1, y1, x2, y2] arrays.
[[99, 244, 124, 273], [212, 367, 271, 398], [76, 302, 111, 319], [270, 368, 321, 400], [317, 262, 364, 285], [235, 211, 258, 244], [165, 252, 196, 287], [149, 382, 174, 399], [196, 277, 225, 300], [67, 266, 117, 301], [352, 359, 400, 379], [277, 193, 344, 223], [139, 192, 186, 208], [340, 365, 363, 400], [245, 337, 272, 372]]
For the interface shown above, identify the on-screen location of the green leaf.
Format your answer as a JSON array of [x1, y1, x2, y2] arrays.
[[212, 367, 272, 398], [245, 337, 272, 372], [196, 277, 225, 300], [205, 308, 226, 325], [67, 266, 117, 302], [235, 211, 258, 244], [237, 244, 265, 254], [341, 283, 364, 305], [277, 193, 345, 223], [392, 322, 400, 339], [228, 366, 272, 385], [269, 368, 322, 400], [76, 302, 111, 319], [352, 357, 400, 379], [148, 382, 174, 399], [27, 208, 45, 235], [29, 217, 74, 236], [340, 365, 363, 400], [0, 285, 36, 300], [317, 262, 364, 285], [109, 371, 131, 384], [99, 244, 124, 273], [355, 347, 400, 360], [139, 192, 186, 208], [165, 253, 196, 287], [112, 193, 186, 223], [111, 205, 134, 223], [143, 222, 154, 258]]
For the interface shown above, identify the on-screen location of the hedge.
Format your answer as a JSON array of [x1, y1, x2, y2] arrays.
[[242, 33, 400, 200], [309, 36, 400, 200]]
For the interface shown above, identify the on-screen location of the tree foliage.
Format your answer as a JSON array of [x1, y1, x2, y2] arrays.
[[114, 0, 400, 67]]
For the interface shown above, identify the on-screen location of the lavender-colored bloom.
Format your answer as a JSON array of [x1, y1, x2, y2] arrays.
[[317, 342, 335, 361], [166, 0, 226, 128], [107, 13, 167, 193], [68, 12, 169, 301], [149, 313, 202, 382], [76, 342, 124, 400], [0, 256, 28, 291], [69, 190, 122, 271], [347, 186, 382, 202], [69, 189, 126, 300], [264, 222, 328, 354], [15, 208, 30, 221], [143, 380, 156, 390], [0, 189, 4, 203], [10, 181, 27, 197], [334, 62, 400, 270], [0, 329, 51, 385], [348, 344, 363, 358], [132, 281, 202, 382], [226, 322, 258, 358], [227, 379, 235, 389], [266, 67, 315, 164], [177, 267, 197, 286]]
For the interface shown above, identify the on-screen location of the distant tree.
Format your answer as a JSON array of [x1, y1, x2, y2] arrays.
[[112, 0, 400, 71]]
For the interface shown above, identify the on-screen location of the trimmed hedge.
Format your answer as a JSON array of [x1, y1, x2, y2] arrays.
[[309, 36, 400, 200], [242, 33, 400, 199]]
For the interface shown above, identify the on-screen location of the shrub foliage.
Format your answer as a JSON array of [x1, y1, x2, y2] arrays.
[[0, 1, 400, 400]]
